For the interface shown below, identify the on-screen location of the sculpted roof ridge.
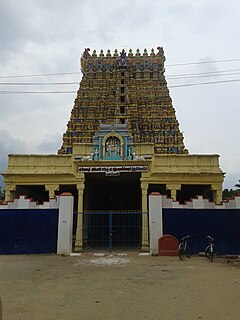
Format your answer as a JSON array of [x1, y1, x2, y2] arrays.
[[82, 47, 165, 59]]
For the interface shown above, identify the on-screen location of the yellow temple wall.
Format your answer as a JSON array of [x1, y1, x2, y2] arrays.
[[153, 154, 222, 174], [6, 154, 72, 174], [3, 152, 223, 204], [134, 143, 154, 156], [72, 143, 92, 156], [143, 154, 223, 204]]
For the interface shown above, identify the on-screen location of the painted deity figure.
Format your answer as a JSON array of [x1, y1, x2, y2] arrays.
[[105, 136, 120, 156]]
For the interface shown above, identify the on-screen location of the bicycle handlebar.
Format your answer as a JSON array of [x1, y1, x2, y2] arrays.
[[181, 235, 191, 241], [207, 235, 214, 241]]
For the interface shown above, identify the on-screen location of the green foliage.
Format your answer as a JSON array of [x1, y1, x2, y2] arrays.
[[222, 180, 240, 200], [222, 189, 234, 200], [0, 187, 5, 201], [235, 180, 240, 190]]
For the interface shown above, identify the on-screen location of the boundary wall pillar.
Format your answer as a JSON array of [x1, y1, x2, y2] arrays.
[[149, 192, 163, 254], [57, 192, 74, 255]]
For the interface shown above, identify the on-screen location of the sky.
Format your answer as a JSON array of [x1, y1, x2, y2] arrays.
[[0, 0, 240, 190]]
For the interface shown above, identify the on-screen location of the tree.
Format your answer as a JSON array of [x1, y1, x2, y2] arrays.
[[0, 187, 5, 201], [235, 180, 240, 190], [222, 188, 236, 200], [222, 180, 240, 200]]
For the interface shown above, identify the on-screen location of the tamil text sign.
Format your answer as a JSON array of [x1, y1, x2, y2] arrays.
[[78, 166, 148, 173]]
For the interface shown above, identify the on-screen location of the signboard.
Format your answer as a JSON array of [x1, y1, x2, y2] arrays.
[[78, 165, 148, 174]]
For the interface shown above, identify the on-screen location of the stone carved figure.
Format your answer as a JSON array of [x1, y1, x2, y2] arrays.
[[105, 136, 120, 156], [82, 48, 91, 59]]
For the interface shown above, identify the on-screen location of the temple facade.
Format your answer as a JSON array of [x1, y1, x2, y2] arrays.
[[2, 47, 224, 252]]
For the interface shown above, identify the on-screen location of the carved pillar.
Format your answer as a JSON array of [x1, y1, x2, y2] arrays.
[[166, 184, 181, 201], [211, 184, 222, 204], [141, 182, 149, 252], [45, 184, 59, 199], [98, 137, 102, 159], [4, 184, 16, 202], [5, 188, 11, 202], [75, 182, 85, 252]]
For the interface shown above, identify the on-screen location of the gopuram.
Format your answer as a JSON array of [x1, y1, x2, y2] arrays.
[[2, 47, 224, 252]]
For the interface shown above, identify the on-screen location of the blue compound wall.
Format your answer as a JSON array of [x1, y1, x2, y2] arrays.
[[0, 209, 58, 254], [163, 208, 240, 255]]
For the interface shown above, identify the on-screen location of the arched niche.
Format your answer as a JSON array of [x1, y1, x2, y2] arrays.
[[102, 132, 124, 158]]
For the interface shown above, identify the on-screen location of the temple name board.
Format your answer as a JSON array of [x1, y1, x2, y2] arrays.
[[78, 165, 148, 173]]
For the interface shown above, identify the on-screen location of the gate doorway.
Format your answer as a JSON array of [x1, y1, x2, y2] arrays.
[[82, 211, 148, 252], [84, 173, 141, 211], [82, 173, 146, 252]]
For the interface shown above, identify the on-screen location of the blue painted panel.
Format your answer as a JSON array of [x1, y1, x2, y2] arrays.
[[163, 209, 240, 255], [103, 155, 122, 160], [0, 209, 58, 254]]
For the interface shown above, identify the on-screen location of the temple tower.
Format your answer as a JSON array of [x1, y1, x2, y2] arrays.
[[58, 47, 188, 156], [3, 46, 224, 252]]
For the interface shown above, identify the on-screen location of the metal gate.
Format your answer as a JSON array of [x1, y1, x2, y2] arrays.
[[82, 211, 148, 252]]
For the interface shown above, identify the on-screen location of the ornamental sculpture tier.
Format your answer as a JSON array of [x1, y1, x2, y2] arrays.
[[58, 47, 188, 156]]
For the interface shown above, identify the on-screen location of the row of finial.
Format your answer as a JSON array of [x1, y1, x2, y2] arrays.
[[83, 47, 164, 58]]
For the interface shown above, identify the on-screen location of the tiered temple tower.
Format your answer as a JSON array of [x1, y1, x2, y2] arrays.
[[58, 47, 188, 155], [3, 46, 224, 252]]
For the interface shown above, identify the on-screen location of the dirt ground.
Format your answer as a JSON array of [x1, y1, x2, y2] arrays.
[[0, 254, 240, 320]]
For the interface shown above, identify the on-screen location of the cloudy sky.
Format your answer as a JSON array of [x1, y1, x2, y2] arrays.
[[0, 0, 240, 189]]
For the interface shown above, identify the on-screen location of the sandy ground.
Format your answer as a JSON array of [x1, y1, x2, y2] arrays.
[[0, 254, 240, 320]]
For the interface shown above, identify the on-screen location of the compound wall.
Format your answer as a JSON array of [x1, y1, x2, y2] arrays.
[[0, 209, 58, 254], [163, 208, 240, 255], [149, 194, 240, 255]]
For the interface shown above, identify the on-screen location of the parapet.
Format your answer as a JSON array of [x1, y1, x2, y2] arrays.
[[80, 47, 165, 73]]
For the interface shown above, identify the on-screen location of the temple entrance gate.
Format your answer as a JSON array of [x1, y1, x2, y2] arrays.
[[81, 172, 147, 252], [83, 172, 142, 211], [82, 211, 148, 252]]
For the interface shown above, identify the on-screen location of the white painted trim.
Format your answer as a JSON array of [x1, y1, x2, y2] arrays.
[[57, 194, 74, 255], [149, 193, 163, 255]]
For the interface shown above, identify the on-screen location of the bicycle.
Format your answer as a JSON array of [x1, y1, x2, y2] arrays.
[[178, 235, 191, 260], [205, 235, 217, 262]]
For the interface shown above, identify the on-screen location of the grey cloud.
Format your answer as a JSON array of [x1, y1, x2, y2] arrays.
[[0, 0, 90, 62], [0, 129, 29, 161], [35, 133, 62, 154], [0, 130, 61, 188], [0, 1, 40, 61], [0, 129, 30, 188]]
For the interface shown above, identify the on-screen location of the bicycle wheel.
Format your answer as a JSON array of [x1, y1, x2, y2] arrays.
[[210, 249, 214, 262], [212, 245, 217, 254], [178, 243, 185, 260], [205, 245, 215, 261], [186, 246, 191, 258], [210, 245, 217, 262], [205, 245, 211, 259]]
